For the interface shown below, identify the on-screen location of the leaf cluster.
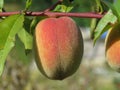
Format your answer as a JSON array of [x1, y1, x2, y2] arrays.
[[93, 0, 120, 44]]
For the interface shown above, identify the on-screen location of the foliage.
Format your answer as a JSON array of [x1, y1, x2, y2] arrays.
[[93, 0, 120, 44], [0, 14, 24, 75]]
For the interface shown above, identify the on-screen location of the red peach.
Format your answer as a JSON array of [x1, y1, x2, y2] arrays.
[[34, 17, 83, 80], [105, 23, 120, 72]]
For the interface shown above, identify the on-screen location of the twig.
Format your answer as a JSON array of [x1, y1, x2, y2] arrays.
[[0, 11, 104, 18]]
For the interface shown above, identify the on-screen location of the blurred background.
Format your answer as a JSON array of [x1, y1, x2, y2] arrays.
[[1, 0, 120, 90]]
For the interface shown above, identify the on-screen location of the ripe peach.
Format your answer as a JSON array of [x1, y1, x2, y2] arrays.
[[34, 17, 83, 80], [105, 23, 120, 72]]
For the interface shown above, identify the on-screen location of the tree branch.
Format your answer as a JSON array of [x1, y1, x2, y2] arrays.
[[0, 11, 104, 18]]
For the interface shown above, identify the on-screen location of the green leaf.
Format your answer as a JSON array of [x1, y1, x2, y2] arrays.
[[0, 14, 24, 76], [25, 0, 32, 11], [90, 18, 98, 39], [114, 0, 120, 23], [114, 0, 120, 14], [18, 28, 33, 49], [95, 0, 103, 13], [53, 0, 74, 12], [65, 5, 73, 12], [93, 10, 117, 45], [53, 5, 73, 12], [101, 0, 120, 23], [0, 0, 4, 12], [0, 15, 24, 49]]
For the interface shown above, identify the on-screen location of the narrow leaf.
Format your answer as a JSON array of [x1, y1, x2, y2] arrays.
[[53, 0, 73, 12], [53, 5, 73, 12], [93, 10, 117, 45], [101, 0, 120, 23], [96, 0, 103, 13], [25, 0, 32, 11], [0, 14, 24, 76], [113, 0, 120, 13]]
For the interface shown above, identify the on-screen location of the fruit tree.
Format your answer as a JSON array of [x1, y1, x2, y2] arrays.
[[0, 0, 120, 81]]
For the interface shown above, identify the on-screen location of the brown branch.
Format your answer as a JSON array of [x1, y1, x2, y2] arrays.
[[0, 11, 104, 18]]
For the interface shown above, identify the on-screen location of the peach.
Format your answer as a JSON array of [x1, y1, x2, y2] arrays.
[[105, 23, 120, 72], [34, 17, 83, 80]]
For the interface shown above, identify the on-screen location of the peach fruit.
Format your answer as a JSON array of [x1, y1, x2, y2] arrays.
[[34, 17, 83, 80], [105, 23, 120, 72]]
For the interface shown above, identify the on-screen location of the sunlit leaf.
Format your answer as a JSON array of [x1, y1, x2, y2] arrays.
[[53, 0, 74, 12], [93, 10, 117, 45], [0, 15, 24, 49], [53, 5, 73, 12], [0, 14, 24, 76]]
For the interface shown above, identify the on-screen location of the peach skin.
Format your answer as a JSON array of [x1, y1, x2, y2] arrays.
[[105, 23, 120, 72], [34, 17, 84, 80]]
